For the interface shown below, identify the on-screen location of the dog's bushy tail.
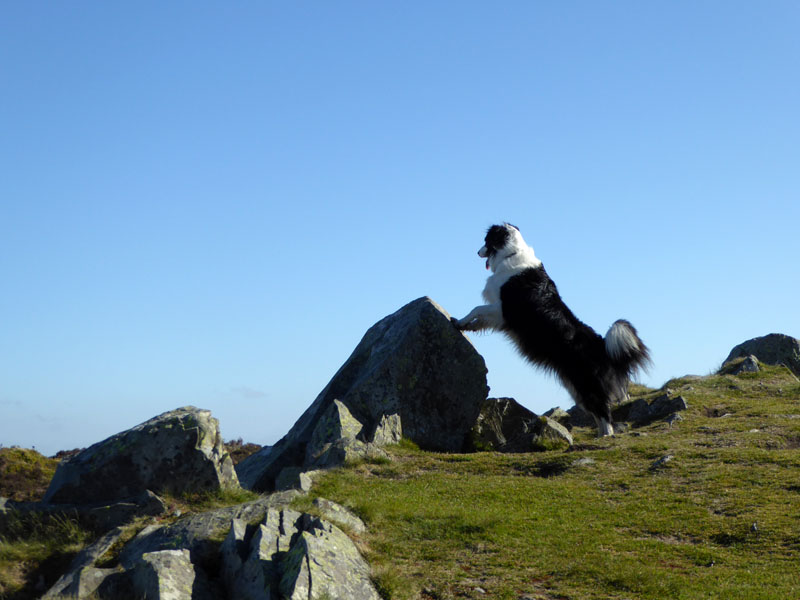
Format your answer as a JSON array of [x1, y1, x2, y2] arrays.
[[605, 319, 651, 376]]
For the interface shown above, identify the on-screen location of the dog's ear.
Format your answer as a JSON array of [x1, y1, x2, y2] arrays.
[[505, 222, 520, 232]]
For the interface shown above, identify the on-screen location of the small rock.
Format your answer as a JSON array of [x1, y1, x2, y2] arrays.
[[665, 413, 683, 428], [530, 417, 573, 451], [543, 406, 572, 429], [467, 397, 539, 452], [312, 497, 367, 535], [649, 455, 674, 471], [572, 457, 596, 467]]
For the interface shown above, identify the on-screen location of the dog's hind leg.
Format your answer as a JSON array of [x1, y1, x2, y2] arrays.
[[453, 303, 503, 332], [595, 416, 614, 437]]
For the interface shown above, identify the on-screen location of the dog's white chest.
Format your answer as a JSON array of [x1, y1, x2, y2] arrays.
[[482, 271, 511, 304]]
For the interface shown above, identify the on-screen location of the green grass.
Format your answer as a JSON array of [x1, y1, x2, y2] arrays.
[[0, 510, 95, 598], [302, 365, 800, 599]]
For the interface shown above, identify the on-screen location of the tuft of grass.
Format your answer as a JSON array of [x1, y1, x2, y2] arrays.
[[0, 510, 95, 598], [162, 485, 260, 515], [307, 366, 800, 600]]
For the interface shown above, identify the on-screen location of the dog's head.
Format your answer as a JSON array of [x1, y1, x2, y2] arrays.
[[478, 222, 523, 271]]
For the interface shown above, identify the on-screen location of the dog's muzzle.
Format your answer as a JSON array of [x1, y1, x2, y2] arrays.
[[478, 246, 490, 269]]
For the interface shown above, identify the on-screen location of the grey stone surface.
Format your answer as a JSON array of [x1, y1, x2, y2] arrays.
[[543, 407, 572, 429], [41, 527, 126, 599], [219, 518, 248, 593], [44, 407, 239, 505], [217, 507, 378, 600], [237, 297, 489, 491], [721, 354, 761, 375], [130, 549, 200, 600], [279, 518, 380, 600], [312, 497, 367, 535], [723, 333, 800, 377], [467, 397, 539, 452], [530, 416, 573, 451]]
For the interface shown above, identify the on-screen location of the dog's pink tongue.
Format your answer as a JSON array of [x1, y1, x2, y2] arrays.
[[485, 259, 490, 270]]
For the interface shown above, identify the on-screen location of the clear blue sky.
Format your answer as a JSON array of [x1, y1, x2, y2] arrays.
[[2, 2, 798, 456]]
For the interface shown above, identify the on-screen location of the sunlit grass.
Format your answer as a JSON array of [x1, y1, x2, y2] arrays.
[[304, 365, 800, 599]]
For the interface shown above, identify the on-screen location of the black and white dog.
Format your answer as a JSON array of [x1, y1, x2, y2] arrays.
[[454, 223, 650, 437]]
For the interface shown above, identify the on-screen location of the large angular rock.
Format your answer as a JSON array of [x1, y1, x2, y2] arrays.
[[723, 334, 800, 377], [237, 297, 489, 491], [44, 407, 239, 505]]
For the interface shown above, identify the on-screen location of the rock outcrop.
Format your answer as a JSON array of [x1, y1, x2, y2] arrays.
[[42, 494, 379, 600], [237, 297, 489, 491], [44, 407, 239, 505], [567, 393, 688, 429], [722, 333, 800, 377]]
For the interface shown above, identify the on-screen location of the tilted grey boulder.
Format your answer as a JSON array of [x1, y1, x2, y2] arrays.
[[44, 407, 239, 505], [237, 297, 489, 491], [723, 333, 800, 377]]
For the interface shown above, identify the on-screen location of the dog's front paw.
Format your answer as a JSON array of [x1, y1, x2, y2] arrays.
[[451, 316, 465, 330], [453, 317, 479, 331]]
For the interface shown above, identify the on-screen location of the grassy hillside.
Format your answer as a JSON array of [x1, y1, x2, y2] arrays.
[[2, 365, 798, 599], [296, 364, 800, 599]]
